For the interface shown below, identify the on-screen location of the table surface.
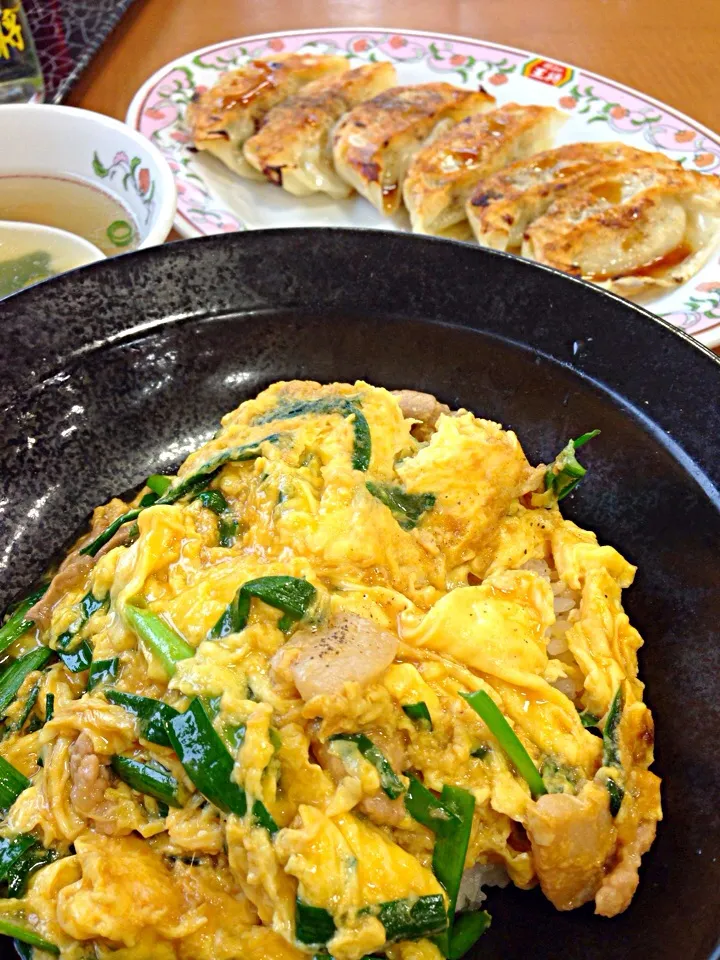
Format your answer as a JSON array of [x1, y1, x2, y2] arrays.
[[68, 0, 720, 355]]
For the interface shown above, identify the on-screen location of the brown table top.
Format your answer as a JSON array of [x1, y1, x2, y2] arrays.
[[68, 0, 720, 354]]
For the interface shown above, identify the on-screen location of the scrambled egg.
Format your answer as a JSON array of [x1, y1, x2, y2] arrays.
[[0, 381, 661, 958]]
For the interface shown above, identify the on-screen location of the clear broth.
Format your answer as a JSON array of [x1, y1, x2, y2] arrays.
[[0, 174, 139, 256]]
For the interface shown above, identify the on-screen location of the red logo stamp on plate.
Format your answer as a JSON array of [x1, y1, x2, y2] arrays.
[[521, 58, 574, 86]]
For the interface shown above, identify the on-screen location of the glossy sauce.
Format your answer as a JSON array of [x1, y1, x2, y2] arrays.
[[588, 180, 624, 204], [219, 60, 277, 108], [381, 182, 398, 213], [625, 242, 691, 277], [442, 114, 510, 171], [0, 175, 138, 255], [586, 243, 691, 281]]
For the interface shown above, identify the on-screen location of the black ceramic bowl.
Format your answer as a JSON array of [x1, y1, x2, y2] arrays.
[[1, 229, 719, 960]]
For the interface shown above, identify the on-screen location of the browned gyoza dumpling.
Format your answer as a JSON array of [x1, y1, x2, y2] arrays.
[[402, 104, 565, 237], [466, 141, 676, 251], [522, 160, 720, 298], [243, 63, 397, 198], [186, 53, 350, 178], [332, 83, 496, 216]]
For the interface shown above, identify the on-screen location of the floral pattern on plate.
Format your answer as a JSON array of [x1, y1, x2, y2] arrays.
[[127, 29, 720, 347]]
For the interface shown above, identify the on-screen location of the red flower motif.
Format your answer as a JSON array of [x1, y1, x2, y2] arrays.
[[488, 73, 508, 86], [144, 107, 165, 120], [388, 35, 406, 49], [267, 38, 285, 52], [674, 129, 695, 143], [695, 152, 715, 167], [609, 105, 628, 119], [194, 85, 208, 96], [352, 38, 370, 52], [138, 168, 151, 195], [450, 54, 467, 66], [558, 95, 577, 109], [170, 130, 190, 143], [696, 281, 720, 292]]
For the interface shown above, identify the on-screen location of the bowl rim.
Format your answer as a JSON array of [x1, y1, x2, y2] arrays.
[[1, 226, 718, 487], [0, 103, 177, 249], [0, 219, 106, 261]]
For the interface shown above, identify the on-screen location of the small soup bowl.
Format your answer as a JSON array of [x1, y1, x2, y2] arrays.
[[0, 104, 176, 252], [0, 221, 105, 298]]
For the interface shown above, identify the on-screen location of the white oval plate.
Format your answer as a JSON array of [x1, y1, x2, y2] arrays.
[[127, 27, 720, 347]]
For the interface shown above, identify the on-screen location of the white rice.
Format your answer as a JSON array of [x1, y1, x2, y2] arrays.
[[456, 862, 510, 912], [520, 558, 552, 580], [549, 674, 578, 699], [519, 558, 582, 696]]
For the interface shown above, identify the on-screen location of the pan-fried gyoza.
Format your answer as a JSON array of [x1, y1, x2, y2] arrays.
[[186, 53, 719, 299]]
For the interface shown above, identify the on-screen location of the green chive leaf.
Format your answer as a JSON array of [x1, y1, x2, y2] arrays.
[[56, 592, 107, 664], [195, 490, 238, 547], [167, 698, 246, 816], [146, 474, 173, 496], [6, 844, 57, 898], [251, 798, 279, 835], [253, 397, 371, 472], [80, 507, 143, 557], [402, 701, 433, 729], [361, 894, 448, 943], [0, 835, 36, 882], [0, 918, 59, 954], [431, 784, 475, 954], [366, 482, 436, 530], [606, 775, 624, 817], [329, 733, 404, 799], [209, 576, 316, 640], [461, 690, 546, 798], [87, 658, 120, 691], [574, 429, 601, 449], [602, 687, 624, 768], [0, 585, 48, 654], [111, 755, 184, 808], [578, 709, 601, 729], [158, 435, 283, 506], [105, 690, 180, 748], [404, 776, 475, 952], [81, 438, 280, 559], [0, 757, 30, 809], [447, 910, 492, 959], [602, 686, 625, 817], [0, 648, 52, 715], [12, 680, 41, 733], [544, 430, 600, 501], [404, 774, 459, 832], [295, 899, 336, 946], [59, 639, 93, 673], [124, 606, 194, 677]]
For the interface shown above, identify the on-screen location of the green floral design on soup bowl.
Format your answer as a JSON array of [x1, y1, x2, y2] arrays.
[[0, 104, 176, 252]]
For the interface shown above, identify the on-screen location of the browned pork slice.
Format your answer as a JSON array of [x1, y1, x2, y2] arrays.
[[525, 782, 615, 910], [272, 612, 398, 700]]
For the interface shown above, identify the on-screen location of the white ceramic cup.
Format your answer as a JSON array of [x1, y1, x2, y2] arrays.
[[0, 104, 177, 250]]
